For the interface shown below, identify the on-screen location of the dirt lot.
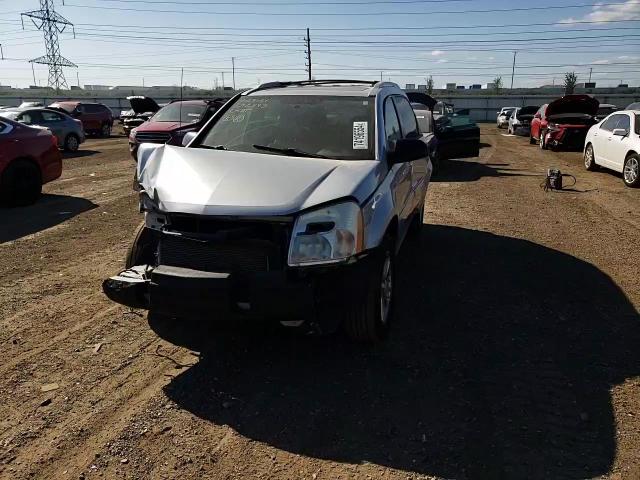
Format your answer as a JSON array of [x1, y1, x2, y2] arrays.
[[0, 125, 639, 480]]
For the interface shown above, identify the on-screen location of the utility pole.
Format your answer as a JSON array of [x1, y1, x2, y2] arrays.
[[31, 63, 36, 86], [222, 71, 225, 89], [21, 0, 76, 91], [231, 57, 236, 90], [76, 70, 79, 88], [510, 50, 517, 89], [180, 67, 184, 100], [305, 28, 312, 81], [380, 71, 383, 82], [0, 44, 4, 60], [589, 67, 593, 83]]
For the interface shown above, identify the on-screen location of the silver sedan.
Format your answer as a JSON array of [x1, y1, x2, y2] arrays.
[[0, 108, 85, 151]]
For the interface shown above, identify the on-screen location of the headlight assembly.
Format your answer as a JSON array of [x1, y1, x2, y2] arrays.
[[288, 201, 364, 266]]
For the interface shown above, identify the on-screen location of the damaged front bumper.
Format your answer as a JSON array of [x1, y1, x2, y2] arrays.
[[102, 255, 373, 333]]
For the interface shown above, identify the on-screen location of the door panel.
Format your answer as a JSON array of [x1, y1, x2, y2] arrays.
[[608, 114, 631, 171]]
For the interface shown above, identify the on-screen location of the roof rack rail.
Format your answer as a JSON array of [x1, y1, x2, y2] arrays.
[[252, 79, 378, 93]]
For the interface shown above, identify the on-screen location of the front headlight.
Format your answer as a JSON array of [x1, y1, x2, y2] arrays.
[[288, 201, 364, 266]]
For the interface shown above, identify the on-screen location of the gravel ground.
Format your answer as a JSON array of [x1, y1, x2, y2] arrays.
[[0, 125, 638, 480]]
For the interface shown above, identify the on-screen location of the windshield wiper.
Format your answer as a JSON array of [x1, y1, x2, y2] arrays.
[[252, 144, 328, 159], [197, 144, 227, 150]]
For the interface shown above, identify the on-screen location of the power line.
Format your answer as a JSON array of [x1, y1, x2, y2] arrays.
[[61, 1, 640, 16], [96, 0, 475, 4]]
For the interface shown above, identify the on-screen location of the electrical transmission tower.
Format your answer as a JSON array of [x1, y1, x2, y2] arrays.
[[304, 28, 311, 81], [21, 0, 76, 91]]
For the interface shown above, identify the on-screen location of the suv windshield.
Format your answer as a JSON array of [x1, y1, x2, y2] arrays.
[[199, 95, 375, 160], [152, 103, 206, 123]]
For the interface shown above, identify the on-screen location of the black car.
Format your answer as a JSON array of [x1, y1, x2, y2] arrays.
[[121, 96, 161, 136], [408, 92, 480, 174]]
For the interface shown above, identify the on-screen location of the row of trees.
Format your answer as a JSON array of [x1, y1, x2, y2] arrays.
[[492, 72, 578, 94], [419, 72, 579, 95]]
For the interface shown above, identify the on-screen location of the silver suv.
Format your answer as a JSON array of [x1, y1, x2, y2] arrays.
[[104, 80, 436, 342]]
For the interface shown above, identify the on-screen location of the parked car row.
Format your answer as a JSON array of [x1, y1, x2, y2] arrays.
[[497, 96, 639, 187]]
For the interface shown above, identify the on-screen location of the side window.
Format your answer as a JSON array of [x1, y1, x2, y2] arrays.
[[393, 96, 420, 138], [42, 111, 63, 122], [384, 97, 402, 145], [85, 104, 100, 114], [616, 114, 630, 132], [600, 114, 622, 131], [19, 111, 42, 124]]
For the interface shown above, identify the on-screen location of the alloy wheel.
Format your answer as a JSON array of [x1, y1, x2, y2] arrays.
[[67, 136, 78, 151], [624, 157, 639, 185], [584, 145, 594, 168]]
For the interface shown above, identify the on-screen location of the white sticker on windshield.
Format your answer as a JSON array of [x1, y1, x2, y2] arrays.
[[353, 121, 368, 149]]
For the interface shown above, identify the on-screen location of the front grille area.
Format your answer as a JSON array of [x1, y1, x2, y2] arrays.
[[135, 132, 171, 144], [159, 217, 291, 274], [159, 234, 274, 274]]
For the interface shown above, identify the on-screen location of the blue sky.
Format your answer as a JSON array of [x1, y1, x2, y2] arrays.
[[1, 0, 639, 89]]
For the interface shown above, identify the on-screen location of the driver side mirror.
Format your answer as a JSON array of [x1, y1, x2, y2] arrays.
[[182, 131, 197, 146], [388, 138, 428, 164], [612, 128, 628, 137]]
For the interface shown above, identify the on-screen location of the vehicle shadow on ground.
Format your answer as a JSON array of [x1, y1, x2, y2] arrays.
[[63, 150, 99, 159], [433, 159, 540, 183], [0, 194, 97, 243], [158, 225, 640, 480]]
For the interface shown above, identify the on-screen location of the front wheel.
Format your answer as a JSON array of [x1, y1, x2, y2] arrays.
[[125, 222, 158, 267], [344, 242, 395, 343], [623, 154, 640, 187], [584, 144, 598, 171]]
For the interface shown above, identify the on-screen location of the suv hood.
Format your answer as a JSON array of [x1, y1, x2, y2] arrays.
[[127, 96, 160, 114], [136, 121, 190, 132], [546, 95, 599, 118], [138, 145, 382, 216]]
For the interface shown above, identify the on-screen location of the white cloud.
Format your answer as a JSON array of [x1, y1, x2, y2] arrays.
[[437, 59, 448, 63], [618, 55, 640, 60], [560, 0, 640, 23], [592, 59, 611, 64], [431, 50, 445, 56], [488, 56, 495, 60]]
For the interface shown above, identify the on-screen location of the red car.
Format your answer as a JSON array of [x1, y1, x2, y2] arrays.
[[129, 99, 226, 159], [530, 95, 599, 150], [0, 117, 62, 206], [48, 101, 114, 137]]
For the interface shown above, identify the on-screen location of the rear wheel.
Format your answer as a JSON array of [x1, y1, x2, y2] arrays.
[[539, 130, 547, 150], [64, 133, 80, 152], [101, 123, 112, 138], [584, 144, 598, 171], [344, 239, 395, 343], [0, 160, 42, 206], [623, 154, 640, 188]]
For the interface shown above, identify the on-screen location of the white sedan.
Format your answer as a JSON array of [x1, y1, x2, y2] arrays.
[[584, 110, 640, 187], [496, 107, 516, 129]]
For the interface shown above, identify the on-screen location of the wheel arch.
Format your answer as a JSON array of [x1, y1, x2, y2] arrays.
[[625, 150, 638, 160], [2, 156, 42, 180]]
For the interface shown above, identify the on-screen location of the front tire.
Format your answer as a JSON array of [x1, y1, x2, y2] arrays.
[[125, 222, 158, 267], [0, 160, 42, 206], [344, 241, 395, 343], [623, 154, 640, 188], [584, 144, 598, 171]]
